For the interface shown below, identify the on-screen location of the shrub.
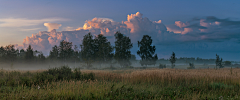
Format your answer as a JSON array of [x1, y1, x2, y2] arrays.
[[159, 63, 166, 69], [224, 61, 231, 66], [187, 63, 195, 69], [125, 66, 134, 69], [45, 65, 72, 81], [73, 67, 81, 80], [34, 66, 95, 84]]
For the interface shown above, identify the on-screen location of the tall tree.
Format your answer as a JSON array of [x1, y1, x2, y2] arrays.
[[114, 31, 133, 67], [4, 45, 18, 62], [94, 34, 114, 66], [137, 35, 158, 67], [49, 45, 59, 60], [80, 33, 95, 67], [215, 54, 223, 69], [38, 52, 46, 62], [25, 45, 34, 61], [0, 46, 5, 60], [73, 45, 80, 66], [59, 40, 74, 62], [169, 52, 176, 68], [19, 49, 26, 58]]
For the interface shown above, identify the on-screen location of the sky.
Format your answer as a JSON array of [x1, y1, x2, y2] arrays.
[[0, 0, 240, 61]]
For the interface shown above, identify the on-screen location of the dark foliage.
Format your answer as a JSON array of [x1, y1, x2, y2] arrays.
[[169, 52, 176, 68], [216, 54, 224, 69], [137, 35, 158, 67], [114, 31, 133, 67], [80, 33, 96, 67]]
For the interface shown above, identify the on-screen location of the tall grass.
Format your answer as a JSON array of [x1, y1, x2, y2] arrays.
[[0, 67, 240, 99]]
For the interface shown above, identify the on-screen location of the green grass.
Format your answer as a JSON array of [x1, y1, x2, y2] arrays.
[[0, 66, 240, 99]]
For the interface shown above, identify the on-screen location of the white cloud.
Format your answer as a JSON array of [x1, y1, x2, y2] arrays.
[[44, 23, 62, 32], [0, 17, 69, 27]]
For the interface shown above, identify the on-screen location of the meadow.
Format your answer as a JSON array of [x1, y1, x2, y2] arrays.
[[0, 66, 240, 99]]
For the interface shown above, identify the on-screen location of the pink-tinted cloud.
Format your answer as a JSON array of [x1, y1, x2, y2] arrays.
[[44, 23, 62, 32], [19, 12, 240, 55]]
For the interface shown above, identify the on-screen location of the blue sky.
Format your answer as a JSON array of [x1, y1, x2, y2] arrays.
[[0, 0, 240, 60]]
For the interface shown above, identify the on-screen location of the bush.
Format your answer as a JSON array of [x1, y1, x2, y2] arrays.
[[33, 66, 95, 84], [159, 63, 166, 69], [0, 66, 95, 87], [125, 66, 134, 69], [45, 65, 72, 81], [73, 68, 81, 80], [224, 61, 231, 66], [187, 63, 195, 69]]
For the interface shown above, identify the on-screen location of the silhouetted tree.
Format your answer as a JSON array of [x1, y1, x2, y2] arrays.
[[38, 53, 46, 62], [19, 49, 25, 58], [25, 45, 34, 61], [137, 35, 158, 67], [114, 31, 133, 67], [215, 54, 224, 69], [224, 61, 231, 66], [3, 45, 18, 62], [59, 40, 74, 63], [169, 52, 176, 68], [0, 46, 4, 61], [73, 45, 80, 66], [49, 45, 59, 60], [94, 34, 114, 66], [80, 33, 95, 67]]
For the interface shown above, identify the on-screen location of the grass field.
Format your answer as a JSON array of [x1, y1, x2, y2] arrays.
[[0, 66, 240, 99]]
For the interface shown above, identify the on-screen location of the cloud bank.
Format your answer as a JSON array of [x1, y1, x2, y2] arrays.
[[19, 12, 240, 60]]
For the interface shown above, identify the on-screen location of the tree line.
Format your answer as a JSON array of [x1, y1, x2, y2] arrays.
[[0, 32, 158, 68], [0, 31, 228, 68]]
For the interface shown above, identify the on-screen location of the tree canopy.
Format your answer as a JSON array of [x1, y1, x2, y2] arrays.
[[114, 31, 133, 67], [137, 35, 158, 66]]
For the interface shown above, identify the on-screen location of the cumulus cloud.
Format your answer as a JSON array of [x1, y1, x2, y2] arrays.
[[44, 23, 62, 32], [19, 12, 240, 57], [166, 16, 240, 43]]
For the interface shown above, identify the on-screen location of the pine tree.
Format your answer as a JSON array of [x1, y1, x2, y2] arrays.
[[25, 45, 34, 61], [215, 54, 224, 69], [49, 45, 59, 60], [137, 35, 158, 67], [38, 53, 46, 62], [169, 52, 176, 68]]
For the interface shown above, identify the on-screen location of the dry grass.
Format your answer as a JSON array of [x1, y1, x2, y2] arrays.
[[82, 68, 240, 85], [1, 67, 240, 99]]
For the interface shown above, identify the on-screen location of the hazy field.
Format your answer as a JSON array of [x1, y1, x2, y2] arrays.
[[0, 60, 220, 70], [0, 64, 240, 99]]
